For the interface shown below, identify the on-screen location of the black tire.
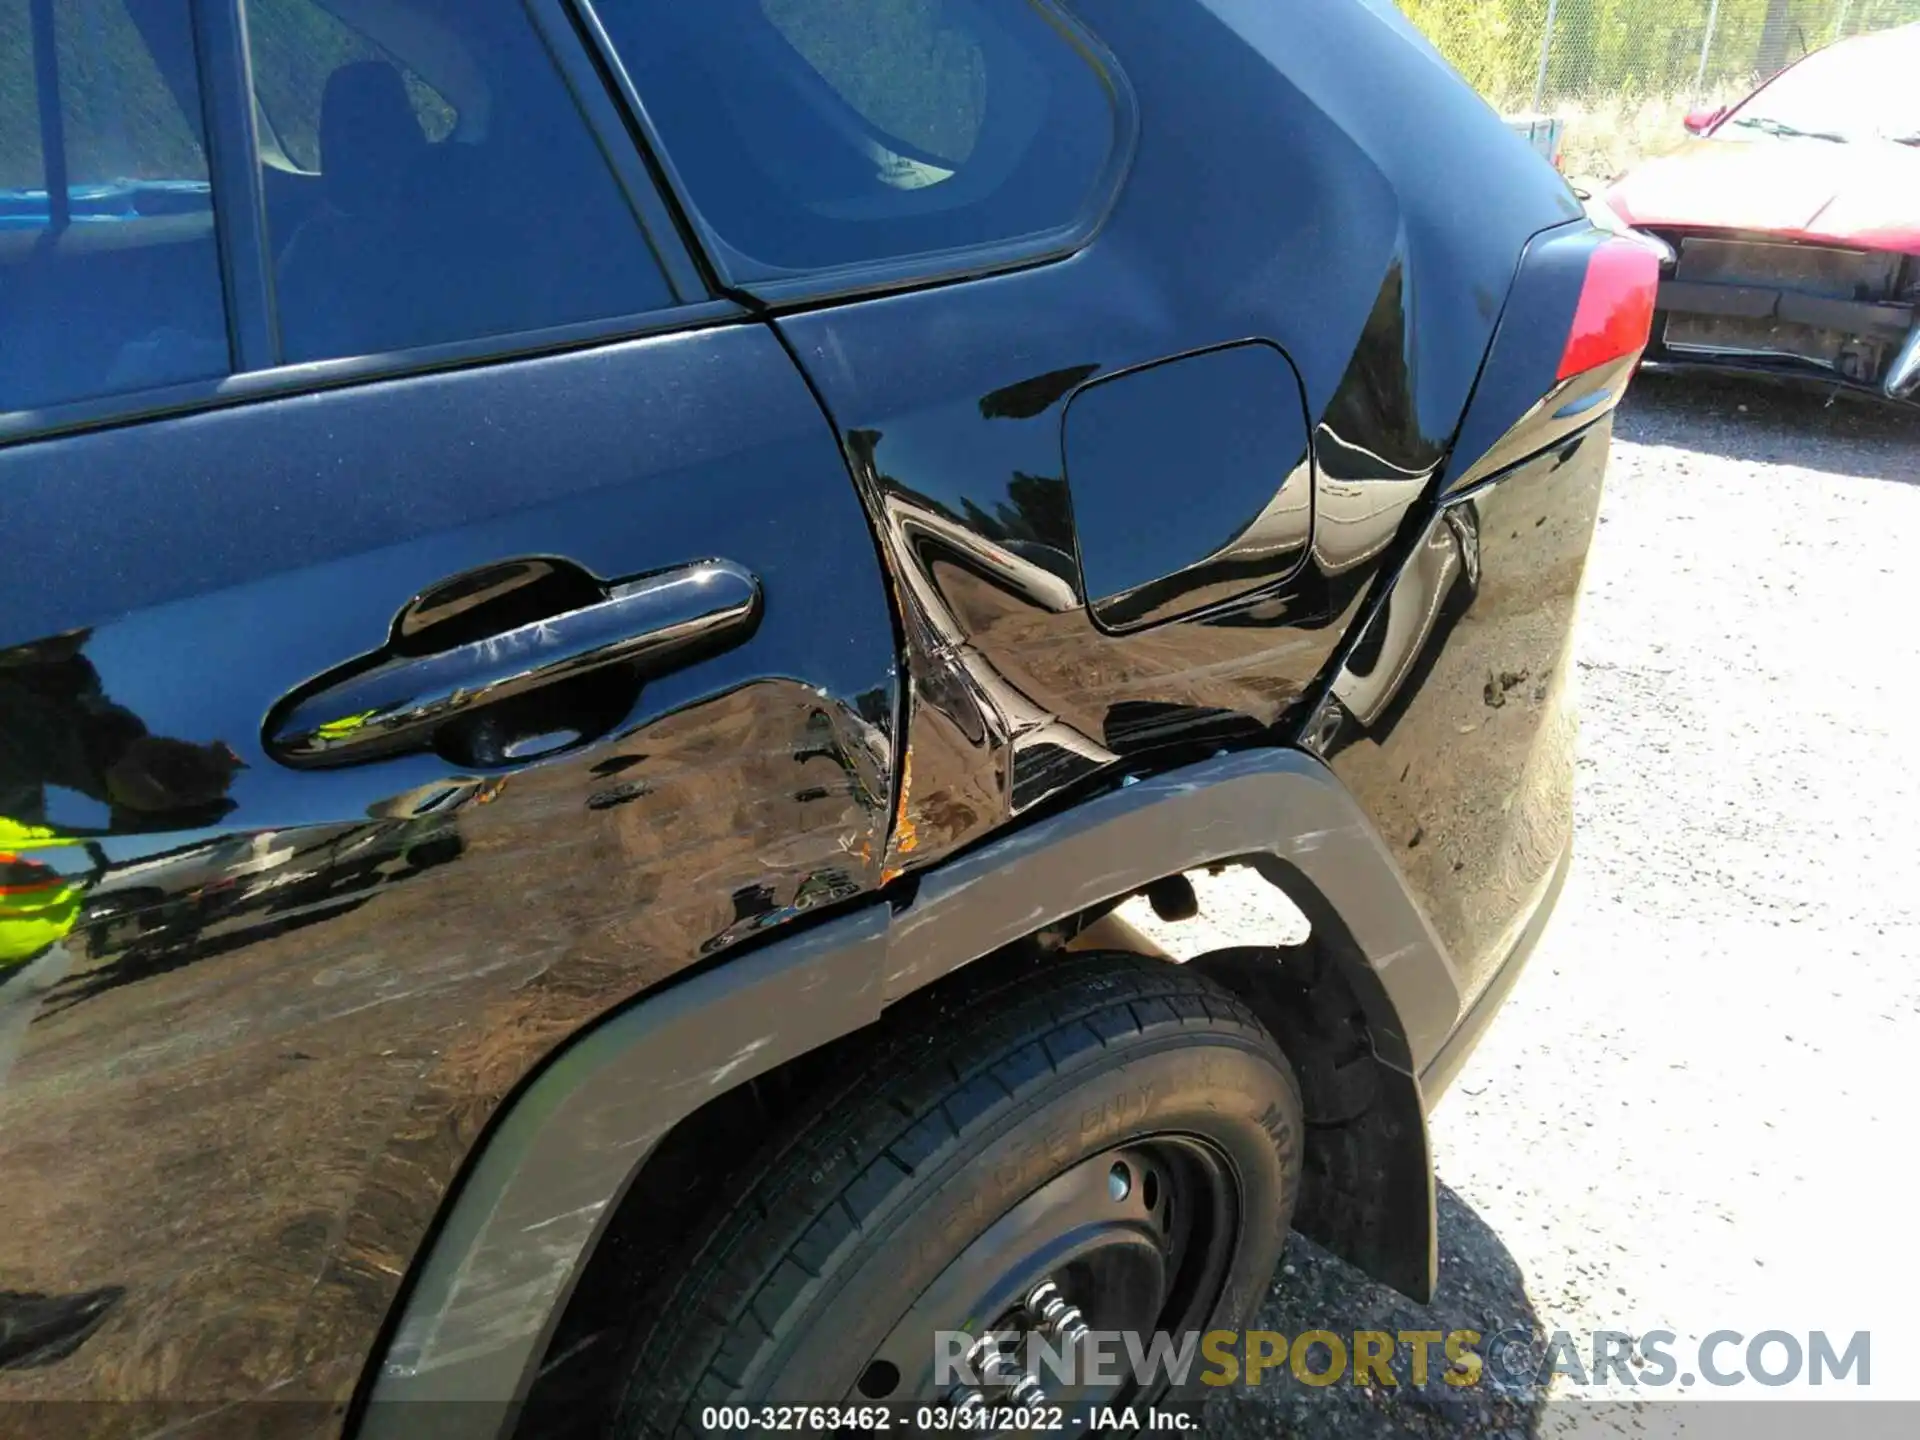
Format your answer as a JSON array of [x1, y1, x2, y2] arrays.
[[613, 952, 1304, 1437]]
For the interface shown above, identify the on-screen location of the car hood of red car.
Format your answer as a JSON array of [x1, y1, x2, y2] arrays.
[[1605, 135, 1920, 253]]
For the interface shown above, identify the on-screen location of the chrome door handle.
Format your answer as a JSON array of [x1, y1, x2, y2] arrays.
[[269, 560, 760, 767]]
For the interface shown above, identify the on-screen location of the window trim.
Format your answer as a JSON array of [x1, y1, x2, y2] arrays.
[[523, 0, 709, 305], [0, 0, 737, 449], [193, 0, 279, 369], [566, 0, 1140, 308], [27, 0, 71, 231], [0, 299, 747, 450]]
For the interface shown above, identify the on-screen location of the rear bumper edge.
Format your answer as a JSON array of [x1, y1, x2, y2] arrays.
[[1417, 836, 1572, 1109]]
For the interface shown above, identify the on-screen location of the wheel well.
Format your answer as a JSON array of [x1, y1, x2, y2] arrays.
[[513, 950, 1042, 1439], [513, 864, 1431, 1436]]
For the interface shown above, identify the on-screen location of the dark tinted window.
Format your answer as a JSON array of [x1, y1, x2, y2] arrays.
[[246, 0, 675, 364], [247, 0, 458, 171], [0, 0, 229, 413], [594, 0, 1121, 279]]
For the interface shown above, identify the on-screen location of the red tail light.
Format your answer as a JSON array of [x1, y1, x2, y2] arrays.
[[1556, 236, 1660, 381]]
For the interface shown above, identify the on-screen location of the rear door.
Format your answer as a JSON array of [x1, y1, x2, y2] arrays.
[[0, 0, 895, 1413]]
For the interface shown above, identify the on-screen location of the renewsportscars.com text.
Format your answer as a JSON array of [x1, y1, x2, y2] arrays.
[[935, 1327, 1871, 1393]]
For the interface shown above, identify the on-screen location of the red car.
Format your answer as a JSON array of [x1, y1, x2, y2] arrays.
[[1605, 23, 1920, 403]]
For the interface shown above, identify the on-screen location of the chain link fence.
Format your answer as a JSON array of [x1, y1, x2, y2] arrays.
[[1398, 0, 1920, 176]]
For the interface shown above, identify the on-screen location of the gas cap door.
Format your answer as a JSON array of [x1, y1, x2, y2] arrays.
[[1062, 339, 1313, 631]]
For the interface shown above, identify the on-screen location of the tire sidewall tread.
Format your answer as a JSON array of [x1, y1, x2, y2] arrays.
[[616, 953, 1302, 1435]]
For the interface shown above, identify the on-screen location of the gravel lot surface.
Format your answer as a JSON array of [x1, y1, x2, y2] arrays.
[[1127, 373, 1920, 1435]]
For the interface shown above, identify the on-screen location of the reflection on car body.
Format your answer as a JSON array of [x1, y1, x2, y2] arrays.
[[0, 0, 1650, 1432]]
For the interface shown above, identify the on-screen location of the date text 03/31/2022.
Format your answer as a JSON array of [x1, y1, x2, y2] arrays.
[[698, 1406, 1198, 1432]]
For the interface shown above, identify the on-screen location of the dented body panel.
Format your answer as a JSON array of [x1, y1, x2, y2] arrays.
[[0, 0, 1614, 1431]]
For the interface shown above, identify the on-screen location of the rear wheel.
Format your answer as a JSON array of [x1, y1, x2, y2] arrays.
[[613, 952, 1303, 1436]]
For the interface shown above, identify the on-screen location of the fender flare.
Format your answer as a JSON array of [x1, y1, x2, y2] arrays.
[[358, 746, 1462, 1436]]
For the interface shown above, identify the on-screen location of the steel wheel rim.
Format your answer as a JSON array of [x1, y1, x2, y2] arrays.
[[848, 1133, 1241, 1425]]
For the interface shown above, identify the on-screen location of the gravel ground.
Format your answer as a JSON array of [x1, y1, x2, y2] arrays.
[[1125, 373, 1920, 1435]]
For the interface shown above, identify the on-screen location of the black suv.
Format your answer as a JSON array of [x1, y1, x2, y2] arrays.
[[0, 0, 1655, 1434]]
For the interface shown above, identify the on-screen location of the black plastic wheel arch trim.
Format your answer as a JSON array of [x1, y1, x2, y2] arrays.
[[356, 746, 1463, 1437]]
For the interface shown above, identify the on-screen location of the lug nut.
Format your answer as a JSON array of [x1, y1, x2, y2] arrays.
[[973, 1335, 1022, 1387], [1024, 1280, 1090, 1348], [1009, 1373, 1047, 1407], [949, 1329, 1050, 1415]]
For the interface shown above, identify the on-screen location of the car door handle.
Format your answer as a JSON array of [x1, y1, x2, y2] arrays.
[[268, 559, 760, 767]]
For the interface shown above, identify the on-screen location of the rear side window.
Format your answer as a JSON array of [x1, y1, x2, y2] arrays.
[[245, 0, 457, 171], [244, 0, 676, 364], [0, 0, 230, 413], [592, 0, 1125, 282]]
